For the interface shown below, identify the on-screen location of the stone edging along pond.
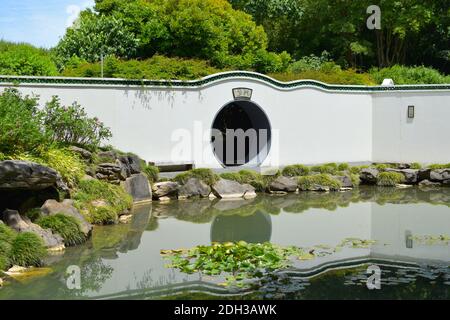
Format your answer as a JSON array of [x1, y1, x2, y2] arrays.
[[1, 150, 450, 281]]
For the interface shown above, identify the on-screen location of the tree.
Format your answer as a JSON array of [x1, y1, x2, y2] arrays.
[[0, 41, 58, 76], [55, 10, 139, 66]]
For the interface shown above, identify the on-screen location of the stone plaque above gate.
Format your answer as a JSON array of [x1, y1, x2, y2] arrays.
[[232, 87, 253, 100]]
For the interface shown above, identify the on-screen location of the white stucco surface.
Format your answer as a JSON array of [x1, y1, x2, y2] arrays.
[[1, 73, 449, 168]]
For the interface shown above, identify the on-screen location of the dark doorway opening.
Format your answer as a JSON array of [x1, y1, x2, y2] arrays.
[[211, 101, 271, 167]]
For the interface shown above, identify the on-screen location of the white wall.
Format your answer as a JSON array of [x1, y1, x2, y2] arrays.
[[1, 75, 449, 167], [372, 91, 450, 164]]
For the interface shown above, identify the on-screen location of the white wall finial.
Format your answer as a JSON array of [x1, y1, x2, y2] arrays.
[[381, 78, 395, 86]]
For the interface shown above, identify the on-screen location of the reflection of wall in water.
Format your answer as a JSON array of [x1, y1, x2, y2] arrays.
[[370, 203, 450, 262]]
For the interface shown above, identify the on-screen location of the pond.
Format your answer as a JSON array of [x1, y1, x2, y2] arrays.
[[1, 187, 449, 300]]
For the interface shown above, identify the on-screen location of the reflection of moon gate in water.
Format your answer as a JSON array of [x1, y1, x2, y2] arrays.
[[210, 211, 272, 243]]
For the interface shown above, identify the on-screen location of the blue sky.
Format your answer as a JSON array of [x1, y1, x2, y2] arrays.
[[0, 0, 94, 48]]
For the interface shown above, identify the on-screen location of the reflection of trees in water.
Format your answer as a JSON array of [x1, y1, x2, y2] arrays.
[[134, 268, 178, 291]]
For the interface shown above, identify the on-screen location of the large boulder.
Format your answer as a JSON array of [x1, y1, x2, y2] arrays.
[[418, 180, 441, 188], [418, 169, 432, 182], [0, 160, 59, 191], [269, 176, 297, 192], [118, 154, 143, 175], [360, 168, 379, 185], [1, 209, 64, 250], [430, 169, 450, 183], [385, 168, 418, 184], [96, 162, 127, 183], [40, 199, 93, 237], [121, 173, 152, 202], [178, 178, 211, 199], [334, 175, 354, 188], [152, 181, 179, 200], [68, 146, 92, 162], [212, 179, 255, 199]]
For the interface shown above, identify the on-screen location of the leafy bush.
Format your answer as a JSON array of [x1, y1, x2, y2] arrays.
[[73, 179, 133, 224], [270, 68, 375, 85], [281, 164, 310, 177], [297, 174, 342, 191], [143, 164, 159, 183], [36, 214, 86, 246], [174, 168, 219, 186], [42, 97, 112, 151], [61, 55, 223, 80], [287, 52, 337, 73], [377, 172, 404, 187], [0, 41, 58, 76], [9, 232, 46, 267], [370, 65, 450, 85], [0, 89, 46, 154], [0, 223, 16, 270]]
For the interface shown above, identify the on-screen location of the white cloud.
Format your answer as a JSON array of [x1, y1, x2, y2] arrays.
[[66, 1, 94, 27]]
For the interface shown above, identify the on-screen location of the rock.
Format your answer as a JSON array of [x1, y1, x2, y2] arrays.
[[152, 181, 179, 200], [418, 180, 441, 188], [117, 154, 143, 180], [121, 173, 152, 202], [269, 176, 297, 192], [397, 163, 411, 169], [211, 179, 253, 199], [119, 215, 133, 224], [40, 199, 93, 237], [430, 169, 450, 182], [242, 184, 257, 199], [97, 150, 117, 162], [360, 168, 379, 185], [69, 146, 92, 161], [310, 185, 330, 192], [386, 168, 418, 184], [0, 160, 59, 191], [334, 175, 353, 188], [178, 178, 211, 199], [2, 209, 64, 249], [96, 162, 127, 181], [90, 199, 109, 208]]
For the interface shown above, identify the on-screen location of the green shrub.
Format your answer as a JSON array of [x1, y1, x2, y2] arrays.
[[370, 65, 450, 85], [337, 163, 350, 171], [73, 179, 133, 224], [0, 223, 16, 270], [311, 164, 337, 175], [174, 168, 219, 186], [0, 41, 58, 76], [348, 173, 361, 187], [36, 214, 86, 246], [9, 232, 46, 267], [0, 89, 47, 154], [377, 172, 404, 187], [41, 97, 112, 151], [297, 174, 342, 191], [282, 164, 310, 177], [24, 208, 42, 222], [427, 163, 450, 170], [270, 68, 375, 85], [143, 165, 159, 183]]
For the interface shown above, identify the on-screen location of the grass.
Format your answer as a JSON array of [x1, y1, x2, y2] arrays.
[[219, 170, 272, 192], [348, 173, 361, 186], [349, 165, 369, 174], [281, 164, 310, 177], [337, 163, 349, 171], [9, 232, 46, 267], [374, 164, 389, 171], [24, 208, 42, 222], [143, 164, 159, 183], [311, 164, 338, 175], [410, 162, 422, 169], [376, 172, 404, 187], [73, 179, 133, 225], [428, 163, 450, 170], [174, 168, 219, 186], [12, 147, 86, 187], [0, 223, 16, 270], [36, 214, 86, 246], [297, 174, 342, 191]]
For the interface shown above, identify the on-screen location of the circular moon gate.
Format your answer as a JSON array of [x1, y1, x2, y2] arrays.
[[211, 101, 272, 167]]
